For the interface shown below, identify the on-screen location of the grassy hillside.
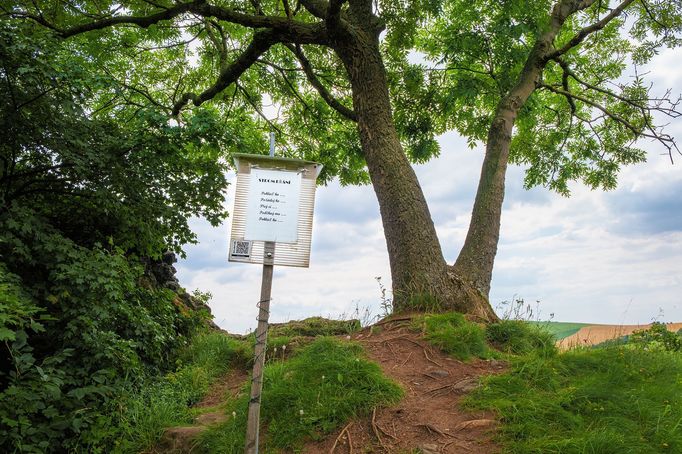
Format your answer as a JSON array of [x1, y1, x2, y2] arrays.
[[74, 316, 682, 453]]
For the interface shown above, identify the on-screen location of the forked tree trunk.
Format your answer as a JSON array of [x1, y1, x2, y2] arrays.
[[331, 4, 498, 322], [454, 1, 578, 294]]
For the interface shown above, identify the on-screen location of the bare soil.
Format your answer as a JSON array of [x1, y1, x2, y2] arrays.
[[195, 368, 249, 409], [558, 322, 682, 349], [303, 318, 504, 453]]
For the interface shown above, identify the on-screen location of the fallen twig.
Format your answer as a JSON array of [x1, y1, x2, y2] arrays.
[[443, 438, 471, 451], [400, 352, 413, 367], [426, 376, 475, 395], [375, 420, 397, 440], [371, 407, 389, 451], [330, 422, 353, 454], [347, 427, 354, 454], [383, 339, 398, 358], [417, 423, 457, 438], [422, 346, 444, 368], [421, 372, 440, 380]]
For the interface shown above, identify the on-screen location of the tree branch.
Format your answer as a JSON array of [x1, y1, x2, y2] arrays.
[[553, 57, 682, 156], [257, 60, 311, 111], [172, 30, 278, 115], [16, 1, 328, 44], [204, 20, 228, 69], [539, 83, 679, 156], [299, 0, 328, 19], [327, 0, 346, 25], [189, 2, 328, 43], [19, 1, 195, 37], [289, 44, 357, 121], [547, 0, 637, 59], [236, 82, 283, 134]]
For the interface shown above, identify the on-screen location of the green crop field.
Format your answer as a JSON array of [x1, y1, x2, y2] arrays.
[[527, 321, 590, 340]]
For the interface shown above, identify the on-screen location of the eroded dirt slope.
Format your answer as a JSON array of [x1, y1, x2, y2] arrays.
[[305, 318, 504, 453]]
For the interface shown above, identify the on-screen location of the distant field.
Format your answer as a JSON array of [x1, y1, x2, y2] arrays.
[[527, 321, 590, 340]]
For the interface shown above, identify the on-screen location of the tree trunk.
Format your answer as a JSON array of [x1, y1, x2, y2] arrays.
[[454, 1, 577, 296], [452, 100, 515, 296], [331, 4, 498, 321]]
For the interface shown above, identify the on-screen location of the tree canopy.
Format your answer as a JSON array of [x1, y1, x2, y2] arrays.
[[7, 0, 679, 186], [8, 0, 681, 319], [413, 0, 681, 193]]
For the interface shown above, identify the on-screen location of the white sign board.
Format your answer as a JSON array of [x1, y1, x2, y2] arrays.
[[229, 153, 321, 267], [244, 169, 301, 243]]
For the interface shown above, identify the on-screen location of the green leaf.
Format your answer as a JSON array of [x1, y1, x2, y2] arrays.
[[0, 327, 15, 341]]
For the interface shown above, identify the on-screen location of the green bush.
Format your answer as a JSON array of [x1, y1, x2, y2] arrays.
[[628, 322, 682, 352], [199, 337, 403, 452], [0, 236, 209, 452], [414, 312, 490, 361], [486, 320, 557, 356], [0, 21, 238, 452]]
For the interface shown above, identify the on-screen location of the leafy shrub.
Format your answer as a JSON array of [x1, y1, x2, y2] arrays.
[[0, 231, 209, 452], [0, 21, 241, 452], [199, 337, 403, 452], [628, 322, 682, 352], [413, 312, 489, 360], [486, 320, 557, 356]]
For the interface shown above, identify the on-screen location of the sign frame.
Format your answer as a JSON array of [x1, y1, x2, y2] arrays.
[[228, 153, 322, 268]]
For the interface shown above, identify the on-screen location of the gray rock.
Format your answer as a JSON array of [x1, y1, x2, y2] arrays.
[[419, 443, 440, 454], [452, 377, 480, 393], [428, 369, 450, 378]]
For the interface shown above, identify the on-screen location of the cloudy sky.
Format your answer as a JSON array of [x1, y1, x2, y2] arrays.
[[177, 49, 682, 334]]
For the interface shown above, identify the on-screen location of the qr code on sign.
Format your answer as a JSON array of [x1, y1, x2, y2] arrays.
[[231, 240, 252, 257]]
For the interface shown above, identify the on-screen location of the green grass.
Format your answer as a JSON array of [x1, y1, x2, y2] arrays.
[[268, 317, 361, 337], [528, 321, 590, 341], [410, 315, 682, 453], [486, 319, 557, 356], [109, 332, 251, 453], [412, 312, 491, 360], [464, 346, 682, 453], [198, 337, 403, 452]]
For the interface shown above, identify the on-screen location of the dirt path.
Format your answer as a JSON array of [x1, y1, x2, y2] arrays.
[[558, 322, 682, 349], [304, 320, 503, 453], [152, 368, 249, 453]]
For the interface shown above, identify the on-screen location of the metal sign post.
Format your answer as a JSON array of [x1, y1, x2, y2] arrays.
[[244, 241, 274, 454], [228, 135, 322, 454], [244, 133, 277, 454]]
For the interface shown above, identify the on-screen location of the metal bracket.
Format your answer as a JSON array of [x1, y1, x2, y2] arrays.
[[263, 241, 275, 265]]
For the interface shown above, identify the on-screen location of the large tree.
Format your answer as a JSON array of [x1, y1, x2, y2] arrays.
[[7, 0, 681, 321]]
